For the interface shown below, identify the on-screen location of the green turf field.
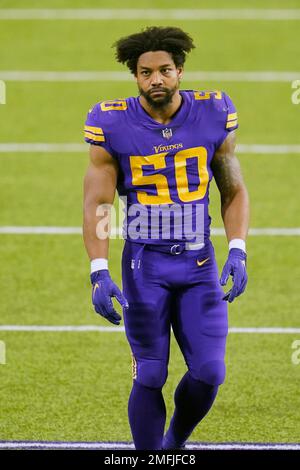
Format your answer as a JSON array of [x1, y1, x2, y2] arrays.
[[0, 0, 300, 446]]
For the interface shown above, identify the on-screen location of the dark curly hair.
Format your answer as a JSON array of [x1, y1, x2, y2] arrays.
[[113, 26, 195, 75]]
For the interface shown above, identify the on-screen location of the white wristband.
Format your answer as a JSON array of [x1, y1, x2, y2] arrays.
[[229, 238, 246, 253], [91, 258, 108, 273]]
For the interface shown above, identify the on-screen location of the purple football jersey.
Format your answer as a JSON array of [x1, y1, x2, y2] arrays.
[[84, 90, 238, 244]]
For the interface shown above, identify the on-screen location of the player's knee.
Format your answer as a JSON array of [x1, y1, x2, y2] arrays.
[[192, 360, 226, 386], [136, 360, 168, 389]]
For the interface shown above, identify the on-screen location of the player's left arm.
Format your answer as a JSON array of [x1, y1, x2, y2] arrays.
[[212, 130, 249, 242], [211, 130, 250, 302]]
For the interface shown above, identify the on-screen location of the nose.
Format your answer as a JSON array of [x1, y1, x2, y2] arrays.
[[150, 71, 163, 87]]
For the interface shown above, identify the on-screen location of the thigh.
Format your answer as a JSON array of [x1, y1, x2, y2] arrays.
[[122, 241, 172, 362], [171, 254, 228, 381]]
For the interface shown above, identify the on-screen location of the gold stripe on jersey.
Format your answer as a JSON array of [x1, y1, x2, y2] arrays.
[[84, 125, 104, 135], [226, 119, 238, 129], [84, 131, 105, 142], [227, 112, 237, 121]]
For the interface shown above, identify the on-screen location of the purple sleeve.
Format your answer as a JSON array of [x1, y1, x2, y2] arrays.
[[84, 103, 114, 156], [215, 92, 239, 149], [223, 93, 238, 132]]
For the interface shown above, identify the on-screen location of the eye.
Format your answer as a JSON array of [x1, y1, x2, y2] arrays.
[[141, 70, 150, 76]]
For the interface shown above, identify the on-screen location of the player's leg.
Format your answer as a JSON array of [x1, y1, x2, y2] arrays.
[[122, 241, 172, 450], [163, 243, 228, 449]]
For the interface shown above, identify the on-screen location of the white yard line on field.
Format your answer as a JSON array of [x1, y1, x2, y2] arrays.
[[0, 70, 299, 82], [0, 143, 85, 153], [0, 9, 300, 20], [0, 441, 299, 450], [237, 144, 300, 154], [0, 326, 299, 333], [1, 143, 300, 154], [0, 227, 300, 236]]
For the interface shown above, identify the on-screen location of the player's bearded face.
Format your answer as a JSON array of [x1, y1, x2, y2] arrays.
[[136, 51, 182, 109]]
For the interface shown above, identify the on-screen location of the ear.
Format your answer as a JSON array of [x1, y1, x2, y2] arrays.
[[177, 67, 184, 80]]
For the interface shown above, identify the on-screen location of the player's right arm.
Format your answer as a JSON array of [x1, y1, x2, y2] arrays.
[[83, 144, 128, 325], [83, 144, 118, 260]]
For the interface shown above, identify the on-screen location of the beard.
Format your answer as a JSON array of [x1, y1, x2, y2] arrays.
[[139, 83, 179, 109]]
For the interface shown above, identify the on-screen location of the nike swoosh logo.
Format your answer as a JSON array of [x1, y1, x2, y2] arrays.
[[197, 257, 210, 267], [93, 283, 99, 295]]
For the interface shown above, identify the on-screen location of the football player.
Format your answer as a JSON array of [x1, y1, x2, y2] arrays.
[[83, 27, 249, 450]]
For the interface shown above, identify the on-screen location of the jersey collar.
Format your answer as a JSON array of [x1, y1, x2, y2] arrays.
[[135, 91, 190, 129]]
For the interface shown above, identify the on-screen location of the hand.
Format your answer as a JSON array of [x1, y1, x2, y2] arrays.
[[90, 270, 129, 325], [220, 248, 247, 303]]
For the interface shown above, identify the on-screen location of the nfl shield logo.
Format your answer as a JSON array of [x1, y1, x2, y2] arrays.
[[162, 128, 172, 140]]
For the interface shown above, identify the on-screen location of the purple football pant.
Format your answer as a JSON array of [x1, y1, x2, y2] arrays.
[[122, 239, 228, 450]]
